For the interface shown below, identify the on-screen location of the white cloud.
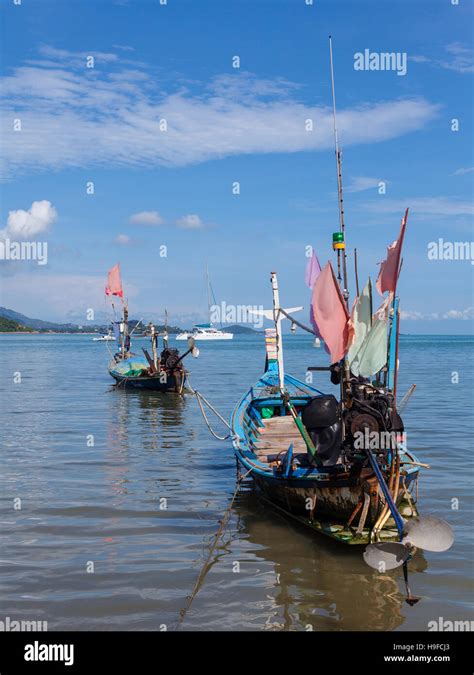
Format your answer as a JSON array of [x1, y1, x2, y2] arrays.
[[115, 233, 131, 245], [362, 197, 474, 217], [1, 200, 57, 239], [0, 47, 440, 179], [0, 273, 137, 320], [401, 307, 474, 321], [453, 167, 474, 176], [441, 43, 473, 74], [442, 307, 474, 320], [409, 43, 473, 74], [346, 176, 389, 193], [176, 214, 205, 229], [129, 210, 164, 226]]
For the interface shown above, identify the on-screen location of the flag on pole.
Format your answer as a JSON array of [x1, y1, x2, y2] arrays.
[[348, 278, 372, 365], [311, 261, 352, 363], [305, 249, 321, 289], [376, 208, 409, 296], [350, 309, 388, 378], [105, 263, 123, 298]]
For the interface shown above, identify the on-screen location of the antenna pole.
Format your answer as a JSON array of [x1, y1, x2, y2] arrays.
[[329, 36, 349, 306]]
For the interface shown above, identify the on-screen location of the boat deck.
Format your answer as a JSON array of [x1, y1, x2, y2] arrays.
[[252, 415, 307, 462]]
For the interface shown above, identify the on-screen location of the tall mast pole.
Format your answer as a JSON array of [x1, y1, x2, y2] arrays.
[[329, 36, 349, 306], [270, 272, 285, 392], [206, 263, 211, 325]]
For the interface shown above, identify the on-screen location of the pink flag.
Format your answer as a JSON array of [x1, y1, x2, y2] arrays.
[[305, 249, 321, 289], [376, 209, 409, 296], [311, 262, 353, 364], [105, 263, 123, 298]]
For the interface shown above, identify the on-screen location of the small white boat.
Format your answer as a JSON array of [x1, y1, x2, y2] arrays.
[[176, 324, 233, 341], [93, 332, 116, 342], [176, 266, 233, 341]]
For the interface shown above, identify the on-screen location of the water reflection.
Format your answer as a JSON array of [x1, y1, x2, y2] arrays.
[[231, 489, 427, 631], [107, 388, 187, 453]]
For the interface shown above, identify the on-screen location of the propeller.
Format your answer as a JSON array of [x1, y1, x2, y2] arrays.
[[363, 542, 411, 571], [362, 446, 453, 607], [403, 516, 454, 552]]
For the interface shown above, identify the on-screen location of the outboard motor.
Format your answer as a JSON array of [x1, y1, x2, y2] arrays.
[[160, 348, 181, 370], [301, 395, 342, 467]]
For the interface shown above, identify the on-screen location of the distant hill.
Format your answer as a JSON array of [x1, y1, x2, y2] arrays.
[[0, 307, 79, 331], [0, 307, 184, 334], [226, 324, 261, 334], [0, 315, 34, 332]]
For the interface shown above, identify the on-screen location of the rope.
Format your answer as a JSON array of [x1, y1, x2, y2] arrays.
[[187, 378, 236, 442], [174, 467, 253, 630]]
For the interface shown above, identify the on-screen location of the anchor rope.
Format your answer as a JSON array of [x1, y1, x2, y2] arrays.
[[174, 466, 253, 630], [186, 378, 235, 442]]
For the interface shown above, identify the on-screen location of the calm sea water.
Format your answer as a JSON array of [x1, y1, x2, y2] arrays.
[[0, 333, 472, 631]]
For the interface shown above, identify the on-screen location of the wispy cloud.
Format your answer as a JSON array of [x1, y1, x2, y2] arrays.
[[361, 197, 474, 217], [401, 307, 474, 321], [410, 43, 473, 74], [453, 167, 474, 176], [346, 176, 390, 193], [0, 273, 137, 321], [0, 47, 440, 179], [129, 211, 164, 226], [176, 214, 206, 230], [115, 233, 132, 245]]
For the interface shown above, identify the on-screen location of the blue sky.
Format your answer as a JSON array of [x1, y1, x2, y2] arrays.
[[0, 0, 472, 333]]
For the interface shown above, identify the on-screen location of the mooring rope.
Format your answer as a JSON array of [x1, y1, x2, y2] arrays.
[[174, 467, 253, 630], [186, 378, 236, 442]]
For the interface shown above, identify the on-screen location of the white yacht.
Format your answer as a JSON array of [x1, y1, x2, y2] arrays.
[[176, 324, 233, 341], [93, 330, 116, 342], [176, 266, 233, 342]]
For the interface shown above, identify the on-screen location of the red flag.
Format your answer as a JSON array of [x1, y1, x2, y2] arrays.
[[105, 263, 123, 298], [376, 209, 409, 296], [311, 262, 353, 363]]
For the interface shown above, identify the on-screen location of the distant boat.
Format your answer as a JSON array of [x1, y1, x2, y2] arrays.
[[176, 265, 233, 341], [176, 324, 233, 341], [93, 330, 115, 342], [104, 266, 198, 392]]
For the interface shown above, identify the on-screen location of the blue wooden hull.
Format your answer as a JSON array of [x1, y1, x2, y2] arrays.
[[108, 355, 186, 392], [231, 366, 421, 543]]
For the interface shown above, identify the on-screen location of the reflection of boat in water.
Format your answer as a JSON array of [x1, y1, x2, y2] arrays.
[[229, 487, 427, 631]]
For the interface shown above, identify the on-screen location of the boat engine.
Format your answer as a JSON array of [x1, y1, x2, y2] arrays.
[[301, 395, 343, 467], [343, 382, 404, 463], [160, 348, 182, 371]]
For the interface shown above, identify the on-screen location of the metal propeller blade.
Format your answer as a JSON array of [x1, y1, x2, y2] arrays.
[[363, 542, 411, 571], [402, 516, 454, 552]]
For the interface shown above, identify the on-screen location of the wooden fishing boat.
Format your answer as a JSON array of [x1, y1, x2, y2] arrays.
[[104, 265, 198, 392], [231, 316, 420, 546]]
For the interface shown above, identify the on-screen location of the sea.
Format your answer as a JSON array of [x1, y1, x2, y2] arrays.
[[0, 333, 472, 631]]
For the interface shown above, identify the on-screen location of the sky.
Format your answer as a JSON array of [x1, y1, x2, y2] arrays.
[[0, 0, 473, 333]]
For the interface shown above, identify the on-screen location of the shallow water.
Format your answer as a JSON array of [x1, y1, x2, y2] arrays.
[[0, 333, 472, 631]]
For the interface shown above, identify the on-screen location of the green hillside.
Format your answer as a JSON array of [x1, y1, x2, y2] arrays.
[[0, 316, 34, 332]]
